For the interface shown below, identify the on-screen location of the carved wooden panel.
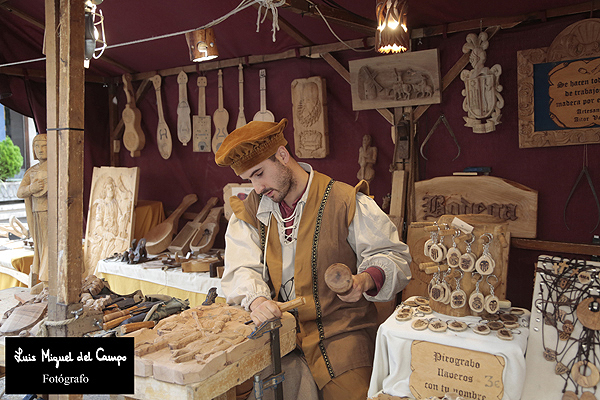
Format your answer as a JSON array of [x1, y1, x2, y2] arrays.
[[291, 76, 329, 158], [84, 167, 139, 277], [517, 19, 600, 148], [349, 49, 441, 110]]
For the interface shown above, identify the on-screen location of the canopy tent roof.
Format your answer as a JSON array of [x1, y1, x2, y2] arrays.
[[0, 0, 591, 80]]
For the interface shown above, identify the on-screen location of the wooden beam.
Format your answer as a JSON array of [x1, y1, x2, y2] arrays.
[[0, 66, 108, 84], [46, 0, 85, 341], [411, 0, 600, 39], [512, 238, 600, 257], [281, 0, 376, 35], [121, 37, 377, 83]]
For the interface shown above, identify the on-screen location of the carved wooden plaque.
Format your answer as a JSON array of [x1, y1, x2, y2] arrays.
[[349, 49, 441, 110], [414, 176, 538, 238], [84, 166, 139, 277], [410, 341, 505, 400], [517, 18, 600, 148], [291, 76, 329, 158]]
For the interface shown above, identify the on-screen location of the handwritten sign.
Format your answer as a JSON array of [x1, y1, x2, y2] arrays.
[[410, 341, 505, 400], [548, 57, 600, 129], [6, 337, 133, 394]]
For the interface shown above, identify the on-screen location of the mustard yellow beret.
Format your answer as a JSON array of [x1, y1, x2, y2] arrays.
[[215, 119, 288, 175]]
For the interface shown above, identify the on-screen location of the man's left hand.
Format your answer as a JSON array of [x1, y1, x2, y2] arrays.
[[337, 272, 375, 303]]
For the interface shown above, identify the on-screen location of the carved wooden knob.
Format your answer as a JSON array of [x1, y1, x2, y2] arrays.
[[324, 263, 353, 295]]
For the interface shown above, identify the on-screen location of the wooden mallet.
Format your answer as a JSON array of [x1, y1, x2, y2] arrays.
[[324, 263, 354, 296]]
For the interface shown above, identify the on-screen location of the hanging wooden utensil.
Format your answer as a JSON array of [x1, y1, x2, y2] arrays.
[[193, 76, 211, 152], [168, 196, 219, 256], [212, 69, 229, 153], [189, 206, 224, 254], [122, 73, 145, 157], [150, 74, 173, 159], [253, 69, 275, 122], [145, 193, 198, 254], [176, 70, 192, 146], [236, 64, 247, 129]]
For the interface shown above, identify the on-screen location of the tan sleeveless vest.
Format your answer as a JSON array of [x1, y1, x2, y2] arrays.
[[231, 171, 378, 389]]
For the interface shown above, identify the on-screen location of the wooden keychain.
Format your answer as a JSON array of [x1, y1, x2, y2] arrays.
[[475, 233, 495, 275], [459, 233, 476, 272], [446, 229, 462, 268], [450, 269, 467, 309], [429, 225, 447, 263], [484, 274, 500, 314], [469, 273, 485, 313]]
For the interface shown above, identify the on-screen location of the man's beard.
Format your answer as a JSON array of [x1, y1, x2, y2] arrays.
[[261, 162, 295, 204]]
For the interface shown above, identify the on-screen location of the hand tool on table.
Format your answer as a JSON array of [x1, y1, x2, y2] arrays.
[[247, 298, 305, 400], [103, 306, 152, 330]]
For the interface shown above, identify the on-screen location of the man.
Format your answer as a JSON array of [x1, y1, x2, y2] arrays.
[[215, 119, 411, 400]]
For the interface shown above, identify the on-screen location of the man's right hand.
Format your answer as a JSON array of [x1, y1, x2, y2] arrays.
[[249, 297, 282, 326]]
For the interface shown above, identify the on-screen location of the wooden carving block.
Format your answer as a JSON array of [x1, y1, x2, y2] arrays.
[[349, 49, 441, 111], [291, 76, 329, 159], [130, 303, 296, 385]]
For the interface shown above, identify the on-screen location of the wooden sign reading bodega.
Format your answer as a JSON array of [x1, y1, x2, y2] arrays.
[[415, 176, 538, 238], [349, 49, 441, 110]]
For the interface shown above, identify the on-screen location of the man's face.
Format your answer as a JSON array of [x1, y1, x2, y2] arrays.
[[240, 156, 294, 204]]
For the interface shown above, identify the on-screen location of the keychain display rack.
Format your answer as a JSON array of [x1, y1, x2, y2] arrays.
[[403, 214, 511, 317]]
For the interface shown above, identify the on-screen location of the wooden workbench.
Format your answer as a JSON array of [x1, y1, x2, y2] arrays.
[[114, 311, 296, 400]]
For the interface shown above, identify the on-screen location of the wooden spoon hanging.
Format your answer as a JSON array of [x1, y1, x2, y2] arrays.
[[253, 69, 275, 122], [212, 69, 229, 153], [122, 73, 145, 157], [236, 64, 247, 129], [193, 76, 211, 152], [150, 74, 173, 160], [176, 70, 192, 146]]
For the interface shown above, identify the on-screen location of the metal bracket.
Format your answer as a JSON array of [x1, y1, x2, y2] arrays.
[[250, 318, 285, 400]]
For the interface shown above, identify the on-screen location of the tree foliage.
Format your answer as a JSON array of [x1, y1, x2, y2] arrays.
[[0, 137, 23, 181]]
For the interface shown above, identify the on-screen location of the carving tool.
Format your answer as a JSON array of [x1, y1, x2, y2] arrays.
[[245, 297, 306, 325]]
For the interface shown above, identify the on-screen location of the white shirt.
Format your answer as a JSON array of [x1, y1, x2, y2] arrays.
[[221, 163, 412, 310]]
